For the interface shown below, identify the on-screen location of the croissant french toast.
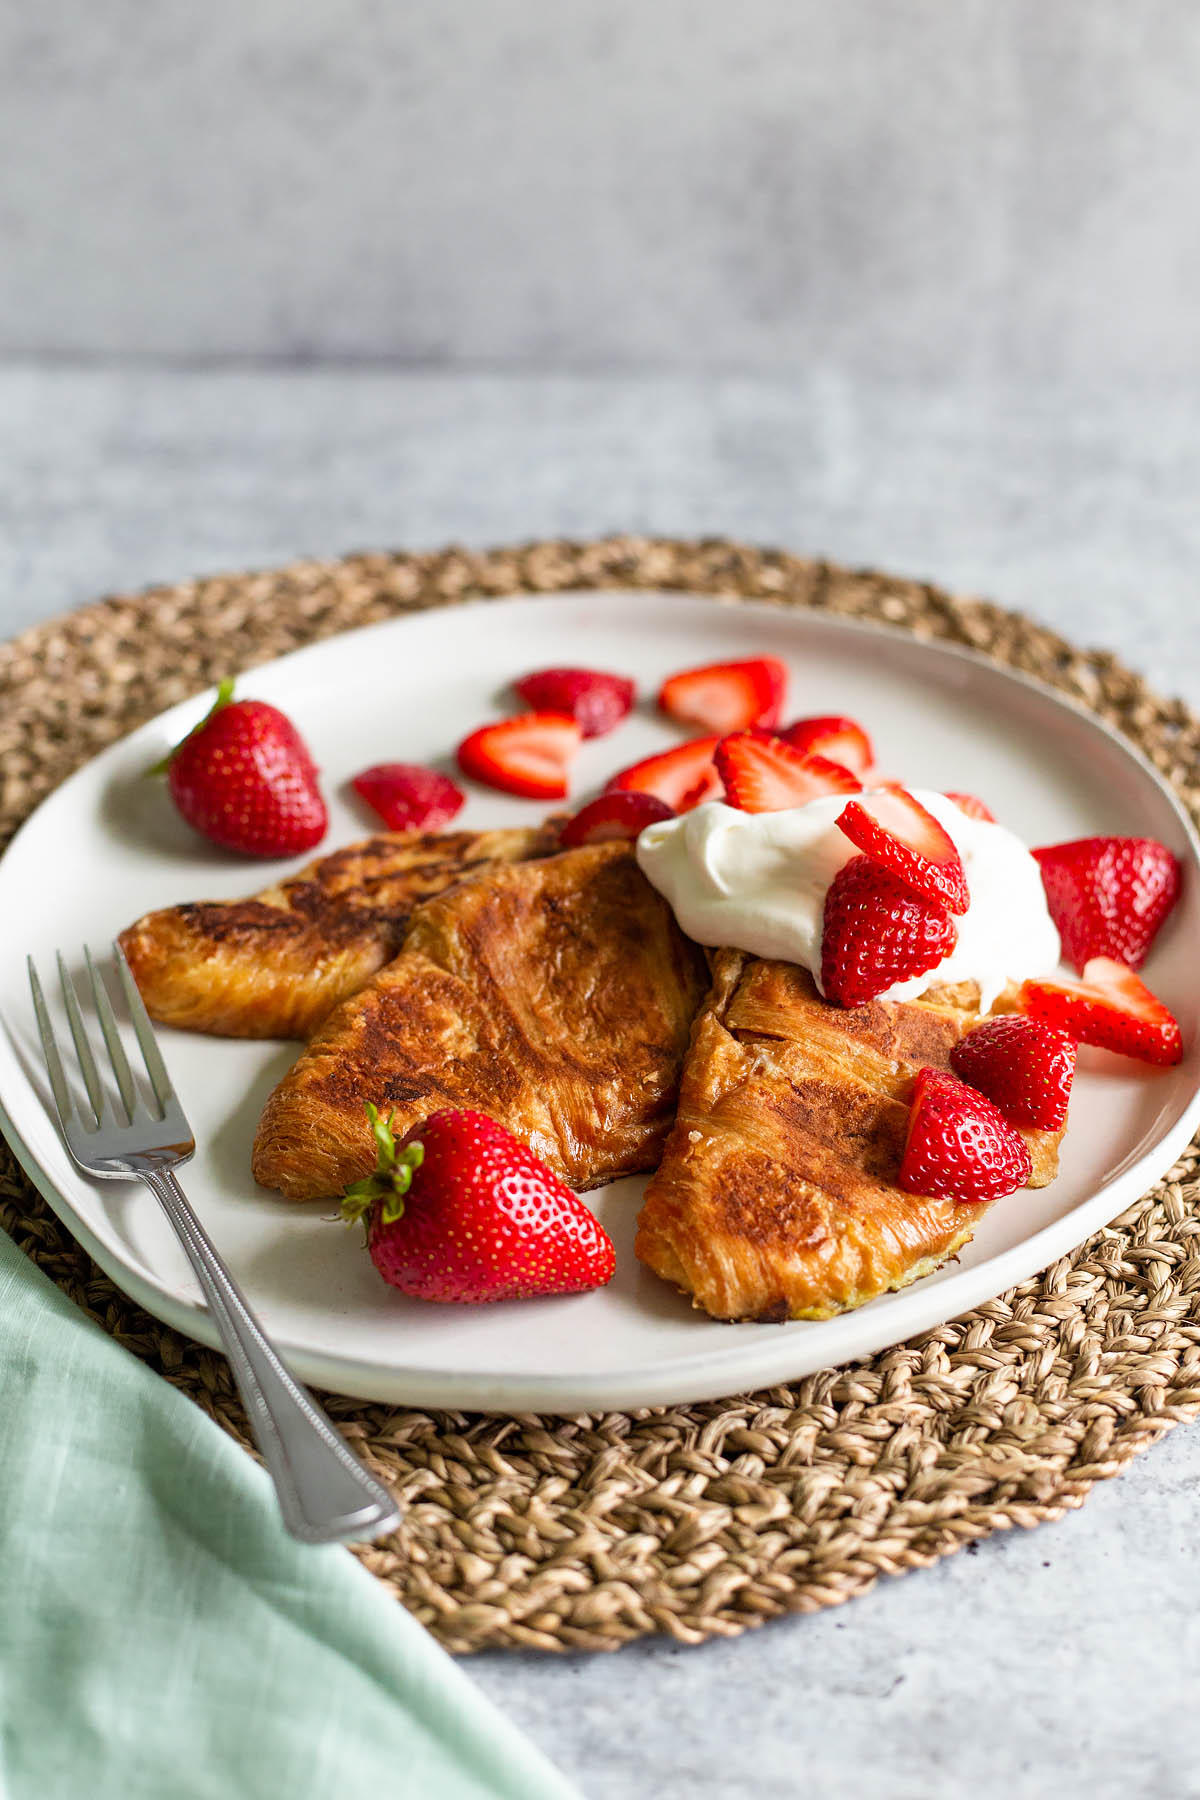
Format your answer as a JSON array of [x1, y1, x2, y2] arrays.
[[635, 951, 1064, 1322], [252, 842, 710, 1199], [119, 823, 560, 1038]]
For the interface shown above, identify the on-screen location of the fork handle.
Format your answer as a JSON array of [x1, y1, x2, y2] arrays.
[[142, 1168, 401, 1546]]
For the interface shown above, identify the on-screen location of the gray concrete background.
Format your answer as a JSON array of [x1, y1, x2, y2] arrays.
[[3, 1, 1199, 375]]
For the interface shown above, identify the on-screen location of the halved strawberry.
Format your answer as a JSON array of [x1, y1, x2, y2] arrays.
[[351, 762, 465, 832], [820, 855, 956, 1007], [898, 1066, 1033, 1205], [1031, 836, 1182, 972], [836, 788, 970, 914], [780, 714, 874, 777], [456, 712, 582, 800], [715, 732, 862, 814], [1019, 957, 1183, 1066], [950, 1014, 1076, 1131], [513, 667, 635, 739], [944, 792, 997, 825], [560, 790, 675, 846], [658, 657, 787, 734], [606, 735, 723, 811]]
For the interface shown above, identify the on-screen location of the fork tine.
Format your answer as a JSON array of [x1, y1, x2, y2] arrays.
[[56, 951, 107, 1127], [86, 947, 137, 1124], [111, 942, 175, 1114], [27, 956, 76, 1127]]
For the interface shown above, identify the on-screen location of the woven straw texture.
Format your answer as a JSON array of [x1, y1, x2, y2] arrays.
[[2, 535, 1199, 1655]]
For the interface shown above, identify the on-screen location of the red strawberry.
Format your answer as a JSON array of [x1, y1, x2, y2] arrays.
[[780, 714, 875, 777], [820, 855, 956, 1007], [836, 788, 970, 914], [607, 735, 723, 811], [160, 678, 327, 857], [351, 763, 465, 832], [560, 790, 675, 846], [715, 732, 862, 813], [1031, 836, 1182, 972], [899, 1066, 1033, 1205], [950, 1015, 1076, 1130], [513, 667, 635, 739], [1019, 957, 1183, 1066], [944, 792, 997, 824], [456, 712, 582, 800], [658, 657, 788, 734], [341, 1106, 616, 1303]]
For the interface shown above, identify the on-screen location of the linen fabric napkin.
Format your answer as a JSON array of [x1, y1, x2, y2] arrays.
[[0, 1225, 581, 1800]]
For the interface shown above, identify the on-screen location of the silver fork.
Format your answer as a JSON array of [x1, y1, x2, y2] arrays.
[[27, 943, 401, 1547]]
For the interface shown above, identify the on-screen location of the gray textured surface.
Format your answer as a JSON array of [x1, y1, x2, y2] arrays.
[[3, 2, 1200, 376], [4, 359, 1200, 1799]]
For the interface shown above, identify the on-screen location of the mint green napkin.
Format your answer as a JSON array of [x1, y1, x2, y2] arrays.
[[0, 1227, 580, 1800]]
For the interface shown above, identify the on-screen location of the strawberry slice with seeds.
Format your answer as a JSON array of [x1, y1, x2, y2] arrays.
[[899, 1067, 1033, 1205], [950, 1014, 1076, 1131], [342, 1106, 615, 1303], [820, 855, 956, 1007], [715, 732, 862, 814], [780, 714, 875, 777], [606, 735, 723, 811], [560, 790, 675, 846], [456, 712, 582, 800], [513, 667, 635, 739], [1031, 836, 1182, 972], [836, 787, 970, 914], [658, 657, 788, 734], [944, 791, 997, 824], [351, 763, 465, 832], [1019, 957, 1183, 1066]]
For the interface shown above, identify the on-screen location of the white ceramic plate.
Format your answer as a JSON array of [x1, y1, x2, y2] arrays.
[[1, 591, 1197, 1412]]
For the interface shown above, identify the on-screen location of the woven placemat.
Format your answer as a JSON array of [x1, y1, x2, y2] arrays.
[[3, 535, 1200, 1655]]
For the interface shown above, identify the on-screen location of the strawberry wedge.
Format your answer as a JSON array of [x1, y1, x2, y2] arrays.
[[836, 787, 970, 914], [780, 714, 875, 777], [1019, 957, 1183, 1066], [658, 657, 787, 734], [456, 712, 582, 800], [607, 735, 723, 811], [715, 732, 862, 813]]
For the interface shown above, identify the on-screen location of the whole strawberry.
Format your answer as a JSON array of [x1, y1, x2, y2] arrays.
[[161, 679, 327, 857], [821, 854, 956, 1007], [341, 1106, 616, 1303], [1032, 836, 1181, 971], [899, 1066, 1033, 1205]]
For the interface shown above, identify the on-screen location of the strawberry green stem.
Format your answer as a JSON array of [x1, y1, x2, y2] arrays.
[[340, 1103, 426, 1232], [148, 677, 237, 776]]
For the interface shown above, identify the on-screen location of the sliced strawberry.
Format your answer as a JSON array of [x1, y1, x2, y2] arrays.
[[780, 714, 874, 777], [513, 667, 635, 739], [950, 1014, 1076, 1131], [351, 762, 465, 832], [944, 792, 997, 825], [560, 790, 675, 846], [606, 735, 723, 811], [456, 712, 582, 800], [658, 657, 788, 734], [820, 855, 956, 1007], [1031, 836, 1182, 972], [715, 732, 862, 814], [1019, 957, 1183, 1066], [899, 1067, 1033, 1205], [836, 788, 970, 914]]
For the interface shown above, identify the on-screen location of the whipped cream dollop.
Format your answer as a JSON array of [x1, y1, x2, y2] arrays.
[[636, 788, 1061, 1009]]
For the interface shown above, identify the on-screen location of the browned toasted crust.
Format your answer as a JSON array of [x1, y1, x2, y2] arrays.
[[635, 953, 1064, 1322], [251, 843, 710, 1199], [119, 824, 560, 1038]]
